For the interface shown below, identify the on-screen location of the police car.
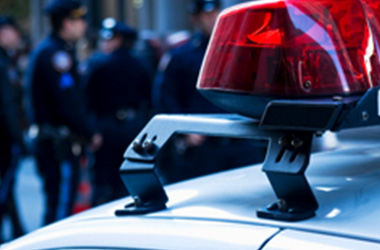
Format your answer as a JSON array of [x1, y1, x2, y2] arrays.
[[3, 0, 380, 249]]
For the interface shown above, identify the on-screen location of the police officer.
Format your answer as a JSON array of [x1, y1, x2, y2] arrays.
[[153, 0, 266, 184], [0, 15, 26, 241], [152, 0, 223, 183], [27, 0, 102, 225], [153, 0, 222, 113], [85, 18, 152, 205]]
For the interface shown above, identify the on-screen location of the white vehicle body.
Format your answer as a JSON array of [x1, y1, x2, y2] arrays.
[[5, 0, 380, 248], [2, 127, 380, 250]]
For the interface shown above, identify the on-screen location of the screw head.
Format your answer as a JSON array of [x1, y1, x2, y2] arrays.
[[142, 139, 156, 154], [315, 131, 323, 137], [132, 140, 143, 152], [291, 137, 304, 148], [133, 196, 143, 207], [332, 96, 343, 101], [303, 80, 312, 89], [362, 111, 369, 121], [277, 199, 288, 212], [278, 136, 289, 147]]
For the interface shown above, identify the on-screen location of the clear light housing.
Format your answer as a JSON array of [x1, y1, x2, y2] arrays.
[[197, 0, 380, 118]]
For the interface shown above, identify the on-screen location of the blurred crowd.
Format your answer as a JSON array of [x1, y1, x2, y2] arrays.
[[0, 0, 266, 243]]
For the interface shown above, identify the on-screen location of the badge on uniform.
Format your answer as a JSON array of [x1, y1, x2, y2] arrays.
[[52, 51, 72, 73], [59, 73, 75, 89]]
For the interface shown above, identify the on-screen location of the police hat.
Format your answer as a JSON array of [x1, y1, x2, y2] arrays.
[[99, 18, 137, 41], [44, 0, 87, 19], [0, 15, 18, 29], [188, 0, 221, 15]]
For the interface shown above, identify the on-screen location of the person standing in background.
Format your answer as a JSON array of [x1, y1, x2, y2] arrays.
[[85, 18, 152, 206], [153, 0, 222, 114], [153, 0, 266, 184], [153, 0, 225, 183], [0, 15, 26, 242], [26, 0, 102, 225]]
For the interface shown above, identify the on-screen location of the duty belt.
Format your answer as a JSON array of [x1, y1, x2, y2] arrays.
[[37, 124, 83, 156], [38, 124, 71, 140]]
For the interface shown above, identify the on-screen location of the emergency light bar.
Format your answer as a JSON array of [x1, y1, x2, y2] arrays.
[[117, 0, 380, 222], [198, 0, 380, 119]]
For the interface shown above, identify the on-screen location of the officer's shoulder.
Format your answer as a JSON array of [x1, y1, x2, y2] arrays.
[[169, 40, 196, 57], [33, 39, 56, 63], [36, 36, 60, 54], [34, 40, 73, 73], [155, 40, 194, 72], [87, 52, 109, 71]]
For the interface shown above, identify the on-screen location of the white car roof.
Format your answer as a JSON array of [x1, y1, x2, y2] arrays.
[[3, 128, 380, 249]]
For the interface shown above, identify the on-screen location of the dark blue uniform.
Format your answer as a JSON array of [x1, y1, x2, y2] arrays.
[[153, 33, 266, 184], [153, 33, 222, 114], [0, 46, 25, 241], [0, 48, 24, 154], [28, 33, 95, 138], [27, 33, 97, 224], [85, 46, 152, 205]]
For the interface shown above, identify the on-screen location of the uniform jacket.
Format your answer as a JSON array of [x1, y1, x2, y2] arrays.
[[85, 46, 152, 119], [0, 47, 24, 148], [153, 32, 223, 114], [27, 33, 96, 140]]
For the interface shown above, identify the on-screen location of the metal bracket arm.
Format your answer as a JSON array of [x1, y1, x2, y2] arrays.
[[257, 132, 318, 221], [116, 86, 380, 219], [117, 114, 271, 215], [116, 114, 318, 221]]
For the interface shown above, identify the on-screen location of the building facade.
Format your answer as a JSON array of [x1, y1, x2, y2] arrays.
[[30, 0, 251, 46]]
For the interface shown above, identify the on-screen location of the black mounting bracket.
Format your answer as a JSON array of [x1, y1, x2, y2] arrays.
[[257, 132, 318, 221], [115, 114, 319, 221], [116, 114, 272, 215], [115, 86, 380, 221], [260, 86, 380, 132]]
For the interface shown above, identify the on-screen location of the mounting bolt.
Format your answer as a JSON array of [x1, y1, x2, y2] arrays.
[[132, 140, 143, 153], [133, 196, 143, 207], [332, 96, 343, 101], [362, 111, 369, 121], [291, 137, 304, 148], [277, 199, 288, 212], [278, 136, 289, 147], [315, 131, 323, 137], [303, 80, 312, 89], [288, 207, 295, 213], [142, 139, 156, 154]]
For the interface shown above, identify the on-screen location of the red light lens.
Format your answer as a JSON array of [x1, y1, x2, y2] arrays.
[[198, 0, 380, 117]]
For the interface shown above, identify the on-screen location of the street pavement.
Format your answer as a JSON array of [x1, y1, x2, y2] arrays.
[[4, 153, 96, 242], [4, 156, 44, 241]]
